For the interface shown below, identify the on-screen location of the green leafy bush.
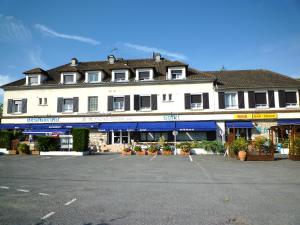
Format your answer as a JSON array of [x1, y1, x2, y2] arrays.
[[17, 143, 30, 154], [162, 145, 172, 151], [37, 136, 60, 152], [198, 140, 225, 153], [148, 144, 159, 153], [176, 142, 191, 153], [72, 128, 89, 152], [0, 131, 13, 149], [254, 136, 268, 151], [133, 145, 142, 152], [229, 138, 248, 155], [294, 138, 300, 155]]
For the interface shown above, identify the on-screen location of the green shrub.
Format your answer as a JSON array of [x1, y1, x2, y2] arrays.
[[0, 131, 13, 149], [133, 145, 142, 152], [72, 128, 89, 152], [163, 145, 172, 151], [254, 136, 268, 151], [229, 138, 248, 155], [198, 140, 225, 153], [176, 142, 191, 153], [148, 144, 159, 153], [37, 136, 60, 152], [294, 138, 300, 155], [17, 143, 30, 154]]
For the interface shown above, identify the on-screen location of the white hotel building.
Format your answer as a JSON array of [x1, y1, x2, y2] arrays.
[[1, 54, 300, 150]]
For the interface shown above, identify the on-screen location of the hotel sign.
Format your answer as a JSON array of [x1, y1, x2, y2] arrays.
[[27, 117, 60, 123], [234, 113, 277, 120], [163, 114, 180, 121]]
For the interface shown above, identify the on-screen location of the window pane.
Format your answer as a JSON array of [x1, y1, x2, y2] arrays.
[[191, 95, 202, 103], [286, 92, 297, 103], [63, 99, 73, 112], [140, 96, 151, 108], [225, 93, 237, 107], [39, 98, 42, 105], [113, 97, 124, 110], [115, 73, 126, 81], [64, 75, 74, 83], [169, 94, 172, 101], [29, 76, 38, 85], [255, 93, 267, 105], [163, 94, 166, 101], [88, 72, 99, 82], [139, 71, 150, 80], [171, 69, 182, 79], [13, 100, 22, 113], [88, 96, 98, 111], [44, 98, 47, 105]]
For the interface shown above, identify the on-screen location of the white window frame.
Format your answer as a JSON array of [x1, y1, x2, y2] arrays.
[[61, 73, 76, 84], [26, 75, 41, 86], [63, 98, 74, 112], [88, 96, 98, 112], [225, 92, 238, 109], [255, 91, 268, 108], [285, 91, 298, 108], [113, 96, 125, 111], [190, 93, 203, 109], [135, 68, 153, 81], [85, 71, 102, 83], [112, 70, 129, 82], [167, 67, 186, 80], [139, 95, 151, 111]]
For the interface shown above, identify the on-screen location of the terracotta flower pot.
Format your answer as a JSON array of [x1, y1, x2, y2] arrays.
[[180, 151, 190, 156], [148, 151, 157, 156], [238, 150, 247, 161], [9, 150, 18, 155], [136, 151, 146, 155], [163, 150, 172, 156], [31, 150, 40, 155], [122, 151, 132, 156]]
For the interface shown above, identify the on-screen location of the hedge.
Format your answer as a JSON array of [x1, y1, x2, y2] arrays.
[[0, 131, 13, 149], [72, 128, 89, 152], [37, 136, 60, 152]]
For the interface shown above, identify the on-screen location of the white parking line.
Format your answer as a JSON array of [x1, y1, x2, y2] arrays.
[[38, 192, 50, 196], [108, 155, 123, 161], [0, 186, 9, 189], [189, 155, 193, 162], [150, 155, 157, 161], [17, 189, 30, 193], [65, 198, 77, 206], [40, 157, 51, 159], [41, 211, 55, 220]]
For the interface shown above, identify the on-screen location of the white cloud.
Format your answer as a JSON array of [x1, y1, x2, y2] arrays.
[[0, 15, 32, 42], [124, 43, 188, 61], [28, 47, 48, 69], [0, 74, 14, 102], [35, 24, 100, 45]]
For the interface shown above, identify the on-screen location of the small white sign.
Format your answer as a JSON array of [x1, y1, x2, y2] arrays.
[[172, 130, 178, 136]]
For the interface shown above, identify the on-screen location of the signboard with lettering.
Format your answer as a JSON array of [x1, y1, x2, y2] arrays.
[[163, 114, 180, 121], [233, 113, 277, 120], [27, 118, 60, 123], [233, 114, 252, 120]]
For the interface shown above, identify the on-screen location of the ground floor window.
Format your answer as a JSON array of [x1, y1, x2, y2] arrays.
[[112, 131, 130, 144]]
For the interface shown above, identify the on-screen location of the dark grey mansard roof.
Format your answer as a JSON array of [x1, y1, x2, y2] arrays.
[[2, 57, 300, 90]]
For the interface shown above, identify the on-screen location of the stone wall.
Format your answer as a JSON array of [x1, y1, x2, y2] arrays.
[[252, 120, 277, 139], [89, 129, 107, 151]]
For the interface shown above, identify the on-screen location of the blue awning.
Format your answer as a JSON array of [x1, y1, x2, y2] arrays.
[[99, 122, 137, 132], [0, 124, 30, 130], [62, 123, 98, 129], [226, 121, 254, 128], [137, 122, 176, 131], [23, 128, 70, 135], [278, 119, 300, 125], [176, 121, 216, 131]]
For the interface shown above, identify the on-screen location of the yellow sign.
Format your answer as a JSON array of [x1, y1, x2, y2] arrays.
[[233, 113, 277, 120], [253, 113, 277, 119], [233, 114, 252, 120]]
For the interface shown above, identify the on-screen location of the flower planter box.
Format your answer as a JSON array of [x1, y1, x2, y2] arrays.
[[162, 151, 172, 155], [148, 151, 158, 156], [0, 148, 9, 154], [122, 151, 132, 156], [31, 150, 40, 155], [135, 151, 146, 155], [9, 150, 18, 155], [288, 155, 300, 161], [40, 151, 89, 156], [180, 151, 190, 156]]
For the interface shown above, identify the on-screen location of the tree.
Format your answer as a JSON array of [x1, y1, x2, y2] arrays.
[[0, 103, 3, 119]]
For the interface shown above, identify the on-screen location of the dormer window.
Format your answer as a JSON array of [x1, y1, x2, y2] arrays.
[[28, 76, 39, 85], [61, 73, 76, 84], [135, 69, 153, 81], [112, 70, 129, 82], [167, 67, 186, 80], [86, 71, 101, 83]]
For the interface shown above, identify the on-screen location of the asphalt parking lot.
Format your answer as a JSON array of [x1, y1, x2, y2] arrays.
[[0, 154, 299, 225]]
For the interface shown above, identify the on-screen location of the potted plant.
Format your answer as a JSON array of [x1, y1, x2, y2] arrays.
[[229, 138, 248, 161], [177, 142, 191, 155], [122, 147, 132, 156], [134, 145, 145, 155], [17, 143, 30, 155], [253, 136, 268, 151], [148, 144, 159, 155], [162, 144, 172, 155]]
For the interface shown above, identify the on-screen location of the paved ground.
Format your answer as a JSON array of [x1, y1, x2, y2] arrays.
[[0, 154, 299, 225]]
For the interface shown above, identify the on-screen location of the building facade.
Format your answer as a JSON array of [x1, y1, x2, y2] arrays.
[[1, 54, 300, 150]]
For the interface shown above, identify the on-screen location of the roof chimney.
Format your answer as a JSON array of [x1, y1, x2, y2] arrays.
[[71, 58, 78, 66], [153, 52, 162, 62], [108, 55, 116, 64]]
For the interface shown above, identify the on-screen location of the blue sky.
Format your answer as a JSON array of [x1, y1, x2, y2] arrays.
[[0, 0, 300, 102]]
